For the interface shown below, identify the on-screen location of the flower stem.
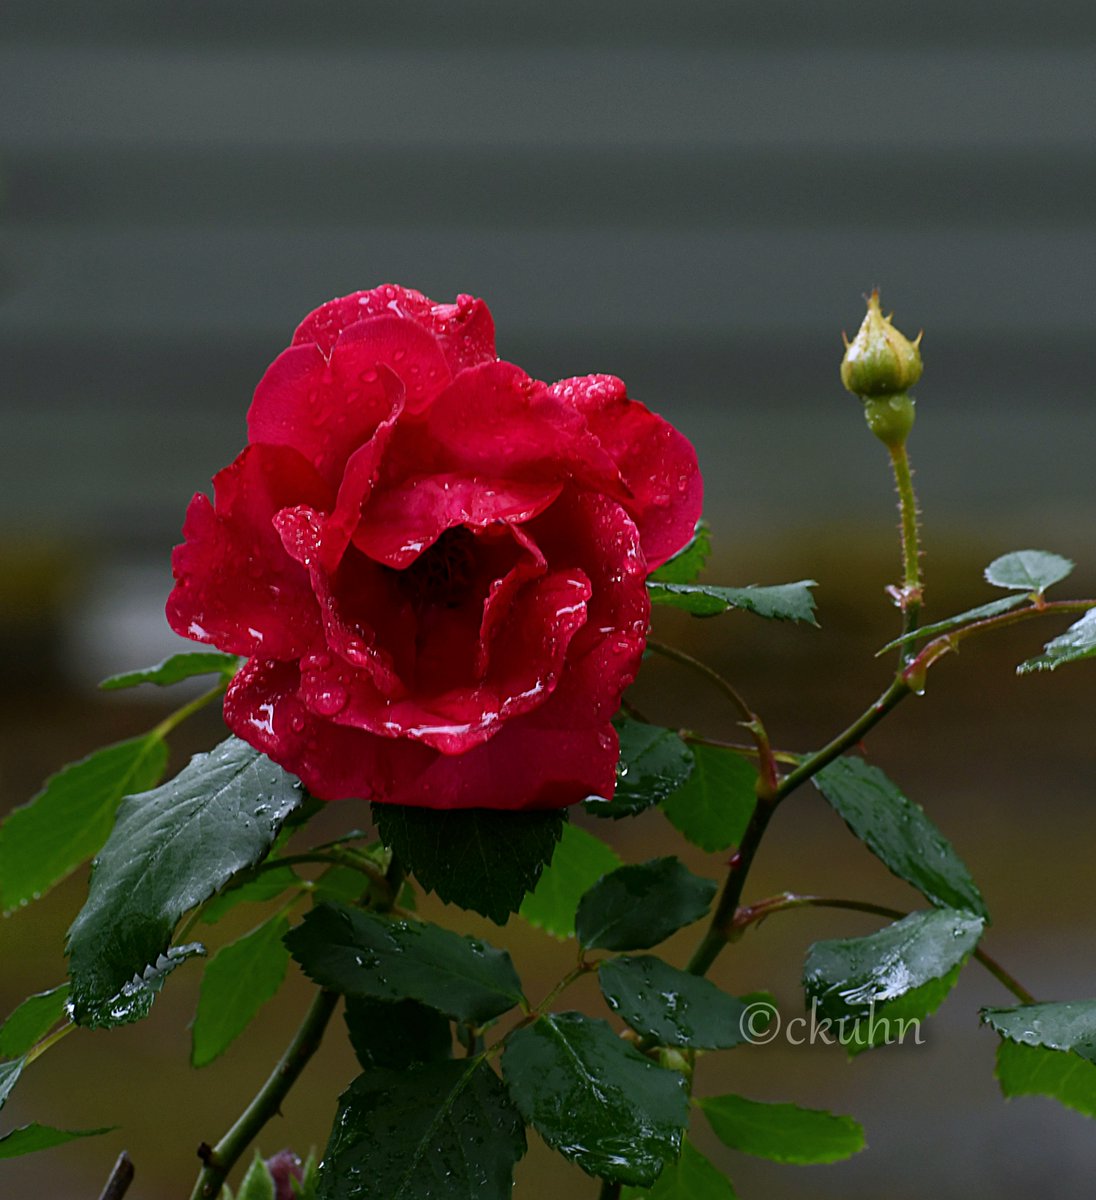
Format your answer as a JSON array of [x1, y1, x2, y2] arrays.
[[152, 681, 227, 740], [598, 1180, 622, 1200], [646, 639, 778, 796], [188, 989, 339, 1200], [888, 441, 923, 659]]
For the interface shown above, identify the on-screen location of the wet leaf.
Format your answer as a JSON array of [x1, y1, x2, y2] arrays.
[[1017, 609, 1096, 674], [994, 1038, 1096, 1118], [99, 651, 239, 690], [576, 857, 717, 952], [318, 1059, 525, 1199], [66, 737, 302, 1026], [285, 902, 524, 1024], [983, 1000, 1096, 1063], [343, 996, 452, 1071], [647, 580, 817, 624], [371, 804, 563, 924], [984, 550, 1073, 594], [0, 734, 168, 915], [503, 1012, 688, 1186], [0, 985, 69, 1058], [519, 824, 621, 939], [599, 955, 751, 1049], [192, 914, 291, 1066], [698, 1094, 864, 1164], [79, 943, 205, 1029], [586, 717, 695, 820], [649, 520, 712, 585], [0, 1124, 114, 1159], [661, 744, 756, 853], [622, 1136, 739, 1198], [0, 1057, 24, 1113], [803, 908, 983, 1024], [812, 756, 987, 918]]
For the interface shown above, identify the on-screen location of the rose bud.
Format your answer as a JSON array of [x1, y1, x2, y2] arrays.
[[840, 291, 922, 448], [264, 1149, 304, 1200]]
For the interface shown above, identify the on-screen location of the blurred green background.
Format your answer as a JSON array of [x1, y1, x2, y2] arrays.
[[2, 3, 1096, 1197]]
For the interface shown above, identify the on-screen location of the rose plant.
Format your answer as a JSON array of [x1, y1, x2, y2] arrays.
[[3, 288, 1096, 1200]]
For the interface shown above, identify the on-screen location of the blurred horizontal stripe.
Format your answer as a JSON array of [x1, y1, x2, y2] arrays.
[[5, 146, 1094, 230], [4, 0, 1095, 49], [2, 46, 1093, 152]]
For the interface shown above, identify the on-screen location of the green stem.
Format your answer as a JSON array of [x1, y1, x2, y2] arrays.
[[24, 1020, 74, 1066], [598, 1181, 622, 1200], [888, 442, 923, 659], [735, 893, 1037, 1005], [152, 681, 227, 740], [906, 598, 1096, 677], [188, 989, 340, 1200], [646, 639, 778, 796]]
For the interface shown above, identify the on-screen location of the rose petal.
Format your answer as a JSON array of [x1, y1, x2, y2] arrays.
[[292, 285, 496, 375], [394, 361, 626, 499], [225, 659, 616, 809], [247, 343, 404, 485], [353, 472, 562, 568], [167, 445, 332, 659], [524, 489, 650, 727], [549, 374, 703, 569]]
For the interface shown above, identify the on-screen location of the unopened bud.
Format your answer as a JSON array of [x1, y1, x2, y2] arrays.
[[840, 291, 923, 399]]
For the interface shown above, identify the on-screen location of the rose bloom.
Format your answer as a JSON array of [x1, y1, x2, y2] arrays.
[[167, 286, 701, 809]]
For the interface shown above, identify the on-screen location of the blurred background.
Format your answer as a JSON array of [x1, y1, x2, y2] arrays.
[[2, 2, 1095, 1196]]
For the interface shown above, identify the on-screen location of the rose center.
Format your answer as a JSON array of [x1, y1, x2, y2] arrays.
[[397, 526, 479, 609]]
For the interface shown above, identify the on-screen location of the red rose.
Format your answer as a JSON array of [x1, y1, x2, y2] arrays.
[[167, 285, 702, 809]]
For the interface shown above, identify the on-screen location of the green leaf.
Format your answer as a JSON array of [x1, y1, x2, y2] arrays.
[[0, 1124, 114, 1159], [66, 737, 302, 1026], [575, 857, 717, 952], [660, 744, 756, 853], [803, 908, 984, 1023], [201, 866, 302, 924], [994, 1038, 1096, 1118], [99, 651, 239, 690], [982, 1000, 1096, 1063], [649, 520, 712, 585], [0, 985, 70, 1058], [698, 1094, 865, 1164], [236, 1153, 276, 1200], [839, 965, 960, 1055], [599, 955, 751, 1050], [1017, 609, 1096, 674], [877, 594, 1026, 652], [285, 902, 524, 1025], [502, 1012, 688, 1186], [0, 733, 168, 915], [812, 756, 987, 918], [647, 580, 818, 624], [984, 549, 1074, 594], [371, 804, 564, 924], [0, 1058, 25, 1113], [585, 717, 695, 820], [622, 1136, 738, 1199], [519, 824, 621, 940], [80, 943, 205, 1028], [318, 1059, 526, 1200], [192, 914, 291, 1067], [343, 996, 452, 1071]]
